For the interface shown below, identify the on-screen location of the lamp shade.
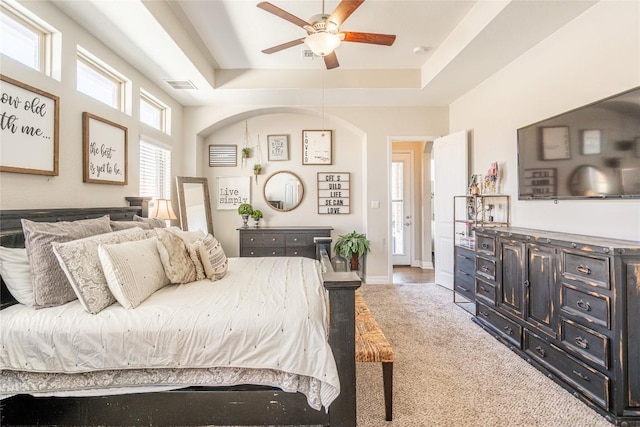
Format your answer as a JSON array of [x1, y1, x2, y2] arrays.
[[150, 199, 177, 220], [305, 32, 341, 57]]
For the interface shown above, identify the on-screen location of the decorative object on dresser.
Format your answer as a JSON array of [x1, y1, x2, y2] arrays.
[[250, 209, 263, 227], [453, 194, 510, 313], [0, 75, 60, 176], [318, 172, 350, 214], [82, 112, 128, 185], [472, 226, 640, 426], [237, 203, 253, 227], [238, 226, 332, 259]]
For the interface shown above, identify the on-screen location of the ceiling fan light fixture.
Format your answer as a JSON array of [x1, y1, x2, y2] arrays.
[[305, 32, 341, 57]]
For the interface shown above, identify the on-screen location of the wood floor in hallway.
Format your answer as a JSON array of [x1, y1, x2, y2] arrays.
[[392, 266, 434, 284]]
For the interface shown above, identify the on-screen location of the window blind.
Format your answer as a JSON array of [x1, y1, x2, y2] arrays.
[[139, 140, 171, 198]]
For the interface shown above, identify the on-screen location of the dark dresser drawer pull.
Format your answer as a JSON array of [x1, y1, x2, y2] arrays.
[[576, 300, 592, 312], [479, 310, 490, 318], [503, 326, 513, 336], [576, 265, 592, 275], [480, 243, 489, 249], [523, 280, 530, 288], [535, 346, 546, 358], [574, 336, 589, 349], [572, 370, 590, 382], [481, 266, 489, 273], [250, 238, 255, 242], [459, 287, 469, 293], [480, 286, 488, 293]]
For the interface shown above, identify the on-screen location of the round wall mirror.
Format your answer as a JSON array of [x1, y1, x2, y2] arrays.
[[263, 171, 304, 212]]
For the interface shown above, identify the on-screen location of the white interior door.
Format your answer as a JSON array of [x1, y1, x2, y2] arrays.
[[392, 152, 412, 265], [433, 130, 468, 289]]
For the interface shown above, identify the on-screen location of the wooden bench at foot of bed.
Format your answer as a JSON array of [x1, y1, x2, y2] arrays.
[[355, 290, 394, 421]]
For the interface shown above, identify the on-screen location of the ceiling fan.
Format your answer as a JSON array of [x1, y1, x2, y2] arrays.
[[257, 0, 396, 70]]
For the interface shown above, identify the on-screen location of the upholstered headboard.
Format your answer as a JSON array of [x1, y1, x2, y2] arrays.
[[0, 207, 141, 308]]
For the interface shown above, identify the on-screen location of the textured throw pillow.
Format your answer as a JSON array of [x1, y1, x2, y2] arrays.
[[98, 237, 169, 309], [21, 215, 112, 308], [111, 220, 151, 231], [166, 226, 205, 244], [186, 240, 206, 281], [134, 215, 166, 229], [155, 229, 197, 284], [198, 234, 228, 281], [52, 227, 149, 314], [0, 247, 34, 306]]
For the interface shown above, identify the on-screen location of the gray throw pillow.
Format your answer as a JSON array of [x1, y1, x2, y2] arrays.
[[21, 215, 112, 308], [134, 215, 166, 229]]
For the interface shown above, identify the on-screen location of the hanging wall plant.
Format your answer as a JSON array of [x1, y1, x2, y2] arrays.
[[253, 163, 262, 184], [242, 147, 252, 159]]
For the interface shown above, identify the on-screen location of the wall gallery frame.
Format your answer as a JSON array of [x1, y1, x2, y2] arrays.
[[216, 176, 250, 210], [541, 126, 571, 160], [209, 145, 237, 167], [302, 130, 332, 165], [267, 135, 289, 161], [82, 112, 128, 185], [0, 75, 60, 176]]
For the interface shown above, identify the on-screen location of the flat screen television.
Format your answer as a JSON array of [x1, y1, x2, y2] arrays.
[[517, 87, 640, 200]]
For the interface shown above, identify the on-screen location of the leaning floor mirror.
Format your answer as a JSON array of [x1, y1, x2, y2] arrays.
[[176, 176, 214, 235]]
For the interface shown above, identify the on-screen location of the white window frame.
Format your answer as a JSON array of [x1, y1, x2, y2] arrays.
[[0, 1, 56, 76], [76, 46, 130, 112], [139, 139, 172, 199], [140, 89, 171, 134]]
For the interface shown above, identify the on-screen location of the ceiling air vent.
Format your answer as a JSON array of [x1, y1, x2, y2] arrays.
[[165, 80, 197, 90]]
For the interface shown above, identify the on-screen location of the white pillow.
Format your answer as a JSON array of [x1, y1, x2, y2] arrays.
[[0, 247, 34, 306], [52, 227, 149, 314], [198, 234, 228, 281], [166, 226, 205, 244], [98, 237, 169, 309]]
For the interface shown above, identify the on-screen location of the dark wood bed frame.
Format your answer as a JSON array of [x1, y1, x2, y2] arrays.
[[0, 207, 361, 427]]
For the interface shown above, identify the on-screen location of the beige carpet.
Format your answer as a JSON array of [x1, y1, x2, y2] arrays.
[[355, 283, 612, 427]]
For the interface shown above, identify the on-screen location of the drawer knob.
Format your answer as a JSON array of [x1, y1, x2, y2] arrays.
[[250, 238, 255, 241], [523, 280, 530, 288], [272, 238, 276, 241], [535, 346, 546, 358], [576, 299, 592, 312], [250, 251, 255, 255], [574, 336, 589, 349], [572, 370, 590, 382], [294, 251, 298, 255], [294, 238, 298, 241], [272, 251, 276, 255], [481, 266, 489, 273], [479, 311, 490, 318], [503, 326, 513, 336], [480, 286, 488, 292], [481, 243, 489, 249], [576, 265, 591, 275]]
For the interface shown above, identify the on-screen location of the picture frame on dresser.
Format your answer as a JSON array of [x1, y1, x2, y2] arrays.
[[0, 75, 60, 176]]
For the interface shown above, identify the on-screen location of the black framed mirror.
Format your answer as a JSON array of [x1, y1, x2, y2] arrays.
[[176, 176, 214, 235], [263, 171, 304, 212]]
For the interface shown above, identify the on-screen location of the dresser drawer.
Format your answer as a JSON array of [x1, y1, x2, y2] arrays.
[[476, 256, 496, 281], [455, 247, 475, 273], [476, 278, 496, 305], [562, 251, 609, 289], [476, 303, 521, 348], [561, 319, 609, 370], [285, 247, 316, 258], [241, 233, 285, 248], [561, 284, 610, 329], [524, 330, 609, 409], [454, 268, 474, 296], [242, 247, 286, 257], [476, 234, 496, 257], [285, 233, 316, 247]]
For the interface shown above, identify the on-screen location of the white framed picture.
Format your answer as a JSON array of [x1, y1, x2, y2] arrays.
[[302, 130, 332, 165], [541, 126, 570, 160], [216, 176, 250, 210], [267, 135, 289, 161]]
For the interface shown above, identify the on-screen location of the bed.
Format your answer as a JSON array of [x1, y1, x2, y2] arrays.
[[0, 207, 360, 426]]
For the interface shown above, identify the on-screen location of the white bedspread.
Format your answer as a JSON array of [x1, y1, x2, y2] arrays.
[[0, 257, 339, 408]]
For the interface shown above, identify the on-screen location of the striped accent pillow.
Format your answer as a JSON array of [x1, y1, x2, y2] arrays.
[[198, 235, 228, 281], [98, 237, 169, 309]]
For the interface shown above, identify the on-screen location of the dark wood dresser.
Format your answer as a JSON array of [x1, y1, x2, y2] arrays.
[[238, 226, 332, 259], [473, 226, 640, 426]]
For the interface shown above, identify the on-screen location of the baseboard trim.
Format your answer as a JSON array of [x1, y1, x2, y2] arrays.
[[364, 275, 392, 284]]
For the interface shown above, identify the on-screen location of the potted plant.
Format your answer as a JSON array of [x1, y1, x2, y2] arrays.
[[334, 230, 371, 272], [253, 163, 262, 183], [237, 203, 253, 227], [251, 209, 263, 227], [241, 147, 252, 159]]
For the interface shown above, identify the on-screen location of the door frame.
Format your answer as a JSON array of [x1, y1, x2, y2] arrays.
[[391, 150, 414, 266]]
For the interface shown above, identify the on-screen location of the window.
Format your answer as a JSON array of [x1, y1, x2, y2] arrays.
[[140, 90, 170, 134], [77, 47, 128, 111], [139, 140, 171, 199], [0, 2, 50, 72]]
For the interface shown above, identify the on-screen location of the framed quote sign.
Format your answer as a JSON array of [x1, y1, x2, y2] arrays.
[[267, 135, 289, 161], [318, 172, 350, 214], [217, 176, 250, 210], [83, 112, 128, 185], [303, 130, 332, 165], [0, 75, 59, 175]]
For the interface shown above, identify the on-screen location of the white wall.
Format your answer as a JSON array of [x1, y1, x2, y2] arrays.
[[450, 1, 640, 241], [0, 1, 184, 211]]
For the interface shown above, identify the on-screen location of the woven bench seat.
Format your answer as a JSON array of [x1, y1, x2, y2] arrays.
[[355, 290, 394, 421]]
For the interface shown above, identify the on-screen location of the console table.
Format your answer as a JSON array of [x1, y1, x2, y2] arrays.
[[238, 226, 332, 259]]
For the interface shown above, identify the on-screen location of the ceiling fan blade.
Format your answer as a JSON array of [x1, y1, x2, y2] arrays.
[[341, 31, 396, 46], [257, 2, 310, 29], [327, 0, 364, 27], [261, 38, 306, 54], [324, 51, 339, 70]]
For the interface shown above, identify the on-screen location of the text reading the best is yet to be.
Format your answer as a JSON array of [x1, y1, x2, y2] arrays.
[[318, 173, 350, 214]]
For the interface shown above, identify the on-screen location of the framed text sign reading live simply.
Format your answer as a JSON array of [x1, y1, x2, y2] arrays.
[[318, 172, 350, 214], [83, 112, 128, 185], [0, 75, 59, 175]]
